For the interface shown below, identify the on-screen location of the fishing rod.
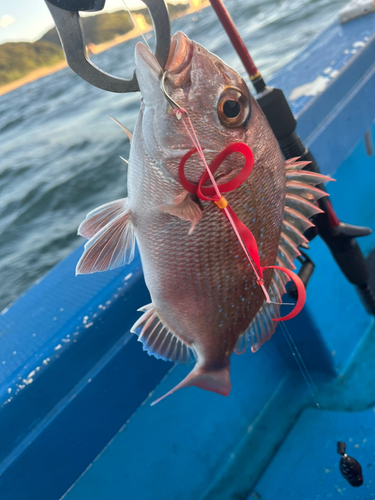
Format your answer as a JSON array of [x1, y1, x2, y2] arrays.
[[209, 0, 375, 316]]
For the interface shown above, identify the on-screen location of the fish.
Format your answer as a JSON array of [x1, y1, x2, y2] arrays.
[[76, 31, 330, 404]]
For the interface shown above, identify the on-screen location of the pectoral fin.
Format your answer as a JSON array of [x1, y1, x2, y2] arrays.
[[158, 195, 202, 234], [78, 198, 128, 239], [76, 199, 135, 275]]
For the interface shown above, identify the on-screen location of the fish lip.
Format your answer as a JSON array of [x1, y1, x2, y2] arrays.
[[164, 31, 194, 77], [134, 41, 163, 77]]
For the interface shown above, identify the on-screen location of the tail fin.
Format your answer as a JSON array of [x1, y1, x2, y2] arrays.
[[151, 364, 231, 406]]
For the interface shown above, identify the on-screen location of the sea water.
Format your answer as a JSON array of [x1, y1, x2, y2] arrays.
[[0, 0, 346, 310]]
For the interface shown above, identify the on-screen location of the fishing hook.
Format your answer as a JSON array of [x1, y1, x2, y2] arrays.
[[160, 71, 188, 116]]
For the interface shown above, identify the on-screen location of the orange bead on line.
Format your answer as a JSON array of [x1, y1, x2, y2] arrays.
[[214, 196, 228, 209]]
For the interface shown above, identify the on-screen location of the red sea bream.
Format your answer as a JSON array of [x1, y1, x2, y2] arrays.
[[76, 32, 329, 404]]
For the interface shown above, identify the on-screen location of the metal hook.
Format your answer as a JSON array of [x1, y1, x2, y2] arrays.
[[160, 71, 189, 118], [44, 0, 171, 93], [160, 71, 181, 110]]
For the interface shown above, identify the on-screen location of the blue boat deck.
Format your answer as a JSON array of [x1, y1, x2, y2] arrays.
[[0, 8, 375, 500]]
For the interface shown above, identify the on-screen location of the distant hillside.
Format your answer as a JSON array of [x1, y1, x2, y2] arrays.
[[0, 3, 189, 88], [0, 41, 64, 86], [40, 4, 188, 48], [40, 9, 147, 47]]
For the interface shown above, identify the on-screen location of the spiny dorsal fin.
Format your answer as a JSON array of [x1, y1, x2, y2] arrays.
[[281, 219, 308, 247], [285, 193, 324, 219], [235, 161, 334, 356], [277, 244, 296, 270], [279, 231, 300, 262], [285, 170, 333, 185], [281, 161, 332, 265], [131, 304, 196, 364], [285, 180, 329, 202], [235, 277, 283, 355], [285, 157, 311, 168], [283, 206, 314, 234], [76, 199, 135, 274]]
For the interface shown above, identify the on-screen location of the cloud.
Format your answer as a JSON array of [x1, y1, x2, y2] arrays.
[[0, 15, 15, 29]]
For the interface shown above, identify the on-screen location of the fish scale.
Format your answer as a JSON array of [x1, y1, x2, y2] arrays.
[[76, 31, 330, 404]]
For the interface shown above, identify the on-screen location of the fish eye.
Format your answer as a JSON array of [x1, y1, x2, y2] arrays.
[[217, 88, 250, 128], [223, 100, 240, 118]]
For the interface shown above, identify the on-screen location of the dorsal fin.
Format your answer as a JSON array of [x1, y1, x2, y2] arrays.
[[286, 180, 329, 202], [284, 206, 314, 234], [235, 162, 333, 356], [282, 161, 332, 262], [281, 219, 308, 247], [277, 244, 296, 270], [285, 158, 311, 170], [235, 277, 283, 354], [285, 193, 324, 219], [131, 304, 196, 364], [285, 170, 333, 184], [279, 231, 300, 262]]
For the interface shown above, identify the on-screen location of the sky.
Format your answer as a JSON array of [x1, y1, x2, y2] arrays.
[[0, 0, 182, 44]]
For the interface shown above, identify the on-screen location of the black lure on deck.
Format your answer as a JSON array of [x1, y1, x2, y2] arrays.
[[337, 441, 363, 487]]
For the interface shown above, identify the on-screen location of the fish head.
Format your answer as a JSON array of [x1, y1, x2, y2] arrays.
[[135, 31, 273, 183]]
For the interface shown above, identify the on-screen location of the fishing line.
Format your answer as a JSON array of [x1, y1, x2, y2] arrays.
[[178, 113, 296, 308], [122, 0, 151, 50], [161, 74, 296, 308], [279, 319, 365, 485], [280, 320, 359, 442], [280, 319, 350, 437], [280, 319, 350, 435], [178, 112, 274, 303], [280, 321, 320, 410]]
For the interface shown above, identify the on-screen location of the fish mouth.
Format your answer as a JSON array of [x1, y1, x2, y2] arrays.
[[134, 32, 193, 105], [134, 41, 163, 76], [164, 31, 193, 84]]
